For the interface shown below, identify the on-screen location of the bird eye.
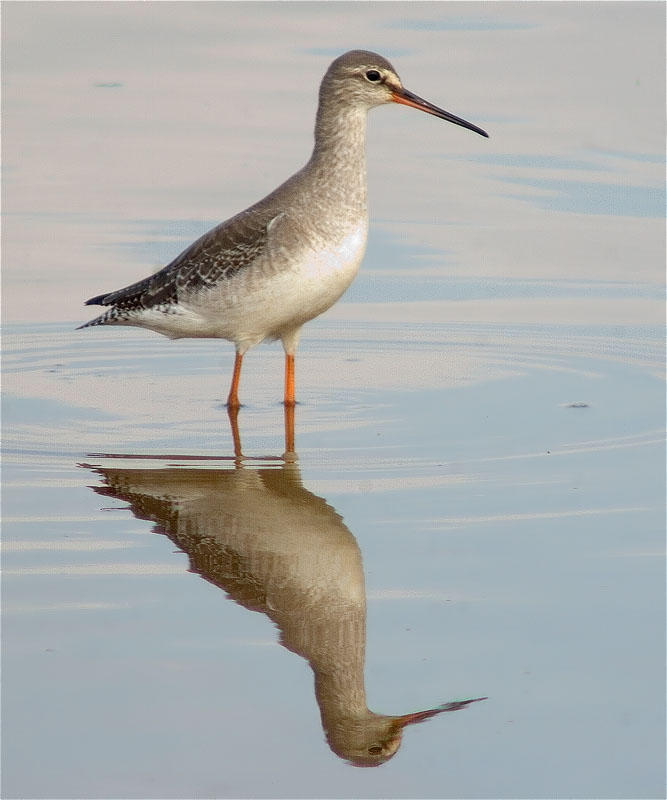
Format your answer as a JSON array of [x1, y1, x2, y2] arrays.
[[368, 745, 383, 755], [365, 69, 382, 82]]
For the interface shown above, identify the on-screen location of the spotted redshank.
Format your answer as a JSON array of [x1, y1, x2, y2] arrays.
[[79, 50, 488, 407]]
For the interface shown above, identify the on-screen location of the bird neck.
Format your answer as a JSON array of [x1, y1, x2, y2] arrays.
[[307, 102, 368, 213], [306, 604, 369, 721]]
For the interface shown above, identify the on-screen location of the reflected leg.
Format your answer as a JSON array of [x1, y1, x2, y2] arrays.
[[227, 352, 243, 408], [227, 404, 243, 459], [284, 401, 295, 456]]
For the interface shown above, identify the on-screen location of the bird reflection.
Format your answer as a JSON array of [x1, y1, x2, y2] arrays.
[[86, 455, 484, 767]]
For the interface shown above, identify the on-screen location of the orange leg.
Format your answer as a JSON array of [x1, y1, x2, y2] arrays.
[[284, 353, 295, 407], [227, 352, 243, 408]]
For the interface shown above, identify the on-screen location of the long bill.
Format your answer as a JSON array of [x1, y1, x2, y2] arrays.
[[391, 87, 489, 138], [391, 696, 488, 732]]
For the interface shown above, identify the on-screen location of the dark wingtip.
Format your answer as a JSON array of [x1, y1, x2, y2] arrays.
[[84, 293, 109, 306]]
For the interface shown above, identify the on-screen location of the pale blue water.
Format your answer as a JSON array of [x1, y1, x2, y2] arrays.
[[3, 315, 664, 798]]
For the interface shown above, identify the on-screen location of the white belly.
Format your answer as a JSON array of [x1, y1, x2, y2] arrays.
[[179, 222, 368, 348]]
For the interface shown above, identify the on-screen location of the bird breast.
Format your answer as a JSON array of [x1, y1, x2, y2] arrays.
[[273, 220, 368, 323], [299, 221, 368, 289]]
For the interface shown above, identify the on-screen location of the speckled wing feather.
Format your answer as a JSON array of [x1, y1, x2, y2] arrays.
[[85, 209, 273, 311], [91, 468, 269, 610]]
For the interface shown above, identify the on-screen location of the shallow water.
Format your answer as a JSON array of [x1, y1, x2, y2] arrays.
[[2, 3, 665, 799]]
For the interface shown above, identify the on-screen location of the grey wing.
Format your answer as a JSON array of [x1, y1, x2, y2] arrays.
[[85, 210, 275, 310]]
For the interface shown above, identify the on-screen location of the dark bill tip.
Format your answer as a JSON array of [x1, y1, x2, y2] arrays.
[[392, 696, 488, 731], [392, 87, 489, 138]]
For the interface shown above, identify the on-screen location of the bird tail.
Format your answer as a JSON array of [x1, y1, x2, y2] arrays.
[[76, 307, 124, 330]]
